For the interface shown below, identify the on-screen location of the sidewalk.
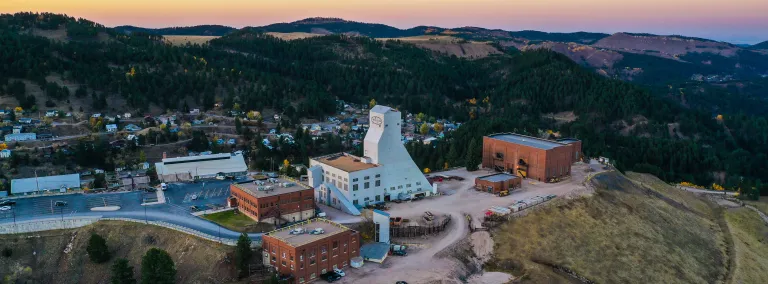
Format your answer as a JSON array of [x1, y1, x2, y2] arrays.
[[141, 189, 166, 206]]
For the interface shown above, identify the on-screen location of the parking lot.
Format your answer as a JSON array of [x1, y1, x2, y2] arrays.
[[163, 180, 232, 213]]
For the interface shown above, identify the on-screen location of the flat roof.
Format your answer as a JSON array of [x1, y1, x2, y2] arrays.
[[155, 153, 247, 177], [314, 153, 379, 172], [11, 173, 81, 194], [478, 173, 520, 183], [488, 133, 565, 150], [557, 138, 580, 144], [233, 177, 311, 198], [266, 218, 351, 247]]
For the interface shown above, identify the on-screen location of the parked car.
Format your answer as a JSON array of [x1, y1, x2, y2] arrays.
[[391, 250, 408, 256], [320, 272, 342, 282], [333, 268, 345, 277], [54, 201, 67, 207], [0, 206, 11, 211], [0, 201, 16, 206], [396, 282, 408, 284], [309, 228, 325, 235], [289, 228, 306, 235]]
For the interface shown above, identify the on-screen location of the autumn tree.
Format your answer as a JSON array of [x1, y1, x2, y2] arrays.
[[369, 98, 377, 108], [419, 123, 430, 135]]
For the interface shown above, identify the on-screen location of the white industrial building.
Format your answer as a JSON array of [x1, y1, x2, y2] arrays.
[[154, 152, 248, 182], [308, 105, 434, 216]]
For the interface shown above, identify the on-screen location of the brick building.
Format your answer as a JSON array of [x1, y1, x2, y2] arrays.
[[482, 133, 582, 182], [475, 173, 522, 194], [262, 218, 360, 283], [230, 177, 316, 225]]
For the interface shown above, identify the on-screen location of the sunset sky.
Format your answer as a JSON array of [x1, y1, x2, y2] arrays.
[[2, 0, 767, 44]]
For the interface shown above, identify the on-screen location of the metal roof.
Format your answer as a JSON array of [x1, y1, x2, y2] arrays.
[[11, 174, 81, 194], [488, 133, 565, 150], [155, 153, 247, 177], [478, 173, 519, 183]]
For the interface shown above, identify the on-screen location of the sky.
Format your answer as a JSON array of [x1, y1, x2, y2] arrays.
[[2, 0, 767, 44]]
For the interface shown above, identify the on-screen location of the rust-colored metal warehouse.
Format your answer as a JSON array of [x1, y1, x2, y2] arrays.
[[482, 133, 581, 183]]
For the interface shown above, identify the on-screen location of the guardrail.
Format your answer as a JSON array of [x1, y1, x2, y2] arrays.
[[102, 217, 245, 246]]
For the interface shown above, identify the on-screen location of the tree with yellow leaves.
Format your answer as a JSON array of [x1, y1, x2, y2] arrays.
[[0, 143, 7, 150], [468, 98, 477, 105], [415, 113, 427, 122], [247, 111, 261, 120], [369, 98, 377, 109], [444, 162, 449, 170], [419, 123, 430, 135], [14, 106, 23, 114], [712, 183, 725, 191], [715, 114, 724, 121], [233, 103, 241, 112], [423, 168, 431, 174], [433, 122, 444, 133], [482, 96, 490, 104]]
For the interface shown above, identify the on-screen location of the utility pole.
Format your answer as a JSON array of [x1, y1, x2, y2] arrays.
[[34, 169, 40, 194]]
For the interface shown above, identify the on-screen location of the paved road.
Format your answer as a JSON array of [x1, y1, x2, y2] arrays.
[[678, 186, 737, 196], [0, 181, 262, 242]]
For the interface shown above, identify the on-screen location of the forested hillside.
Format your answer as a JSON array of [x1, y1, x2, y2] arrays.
[[113, 25, 236, 36], [0, 12, 765, 197]]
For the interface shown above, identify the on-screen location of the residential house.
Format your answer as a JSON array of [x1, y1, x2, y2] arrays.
[[0, 149, 10, 158], [18, 118, 32, 124], [92, 113, 101, 118], [45, 110, 58, 117], [190, 109, 200, 115], [123, 113, 132, 119], [228, 138, 236, 145], [12, 125, 22, 134], [423, 137, 438, 145], [106, 124, 118, 133], [0, 110, 6, 116]]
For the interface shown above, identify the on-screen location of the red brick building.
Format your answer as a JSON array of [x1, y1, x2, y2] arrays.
[[482, 134, 581, 182], [262, 218, 360, 283], [230, 178, 316, 225]]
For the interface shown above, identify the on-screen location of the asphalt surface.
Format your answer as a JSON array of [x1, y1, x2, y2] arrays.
[[0, 180, 263, 242]]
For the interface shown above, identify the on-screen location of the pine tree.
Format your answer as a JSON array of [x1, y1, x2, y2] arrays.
[[110, 258, 136, 284], [466, 138, 480, 171], [86, 233, 110, 263], [235, 233, 253, 278], [141, 248, 176, 284]]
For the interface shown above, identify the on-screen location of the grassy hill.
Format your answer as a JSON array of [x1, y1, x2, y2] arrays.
[[0, 221, 241, 283], [487, 171, 729, 283]]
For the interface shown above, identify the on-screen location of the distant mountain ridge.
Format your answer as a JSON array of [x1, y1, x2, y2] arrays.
[[112, 18, 768, 83], [752, 40, 768, 50], [114, 25, 235, 36]]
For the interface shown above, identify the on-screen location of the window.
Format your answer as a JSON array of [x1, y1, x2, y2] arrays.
[[406, 184, 412, 188], [343, 261, 348, 267], [322, 255, 327, 261], [311, 273, 316, 279], [332, 173, 336, 178], [300, 262, 304, 269], [375, 195, 381, 201], [344, 178, 348, 182], [364, 176, 370, 180], [290, 255, 294, 261], [416, 182, 421, 186], [375, 174, 381, 178], [322, 269, 327, 274], [364, 182, 370, 189], [390, 187, 395, 191], [344, 184, 348, 191], [352, 178, 358, 182], [333, 241, 338, 249], [398, 185, 403, 189], [282, 252, 286, 258], [271, 256, 276, 262], [364, 197, 370, 201], [282, 260, 286, 267], [334, 264, 338, 269], [375, 180, 381, 187], [353, 199, 358, 205], [300, 277, 305, 283], [290, 264, 294, 270], [321, 246, 327, 253], [353, 184, 358, 191]]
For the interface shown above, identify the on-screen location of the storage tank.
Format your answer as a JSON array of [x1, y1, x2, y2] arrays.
[[350, 257, 364, 268]]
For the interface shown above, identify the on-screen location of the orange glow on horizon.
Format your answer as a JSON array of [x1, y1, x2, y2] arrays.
[[1, 0, 766, 43]]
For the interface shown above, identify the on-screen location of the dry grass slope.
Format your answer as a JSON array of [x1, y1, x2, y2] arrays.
[[164, 35, 220, 46], [0, 221, 237, 284], [726, 207, 768, 284], [377, 36, 502, 58], [488, 171, 726, 284]]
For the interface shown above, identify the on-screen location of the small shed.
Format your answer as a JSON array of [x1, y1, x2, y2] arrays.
[[475, 173, 521, 194]]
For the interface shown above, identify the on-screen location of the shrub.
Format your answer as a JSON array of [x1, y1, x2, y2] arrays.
[[86, 233, 110, 263], [141, 248, 176, 284]]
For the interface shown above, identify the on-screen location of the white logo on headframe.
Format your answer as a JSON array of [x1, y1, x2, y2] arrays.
[[372, 116, 383, 127]]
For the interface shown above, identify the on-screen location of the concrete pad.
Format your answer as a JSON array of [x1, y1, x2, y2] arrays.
[[90, 206, 121, 211]]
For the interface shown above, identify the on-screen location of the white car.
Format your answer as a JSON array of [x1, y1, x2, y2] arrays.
[[333, 268, 345, 277], [0, 206, 11, 211]]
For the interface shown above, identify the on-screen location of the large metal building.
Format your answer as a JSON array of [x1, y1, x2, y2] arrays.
[[11, 173, 81, 195], [482, 133, 581, 183], [154, 152, 247, 182]]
